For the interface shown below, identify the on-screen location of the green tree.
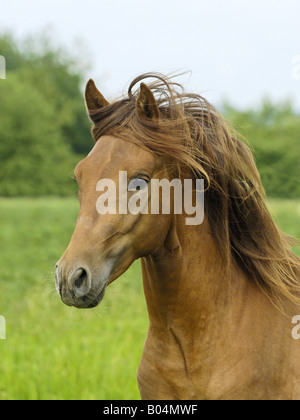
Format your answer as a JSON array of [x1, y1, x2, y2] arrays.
[[224, 100, 300, 198], [0, 33, 93, 196], [0, 73, 78, 196]]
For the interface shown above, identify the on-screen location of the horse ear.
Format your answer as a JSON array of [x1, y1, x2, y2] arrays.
[[85, 79, 109, 112], [136, 83, 160, 120]]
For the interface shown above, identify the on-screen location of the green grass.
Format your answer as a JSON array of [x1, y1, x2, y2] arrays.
[[0, 197, 299, 400], [267, 198, 300, 252], [0, 198, 148, 400]]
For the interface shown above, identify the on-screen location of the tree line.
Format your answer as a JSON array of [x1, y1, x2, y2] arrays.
[[0, 34, 299, 198]]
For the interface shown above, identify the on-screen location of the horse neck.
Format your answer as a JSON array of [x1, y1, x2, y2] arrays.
[[141, 213, 261, 335]]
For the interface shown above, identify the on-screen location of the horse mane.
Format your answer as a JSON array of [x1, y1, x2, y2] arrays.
[[88, 72, 300, 307]]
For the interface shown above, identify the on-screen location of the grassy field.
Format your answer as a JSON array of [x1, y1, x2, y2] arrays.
[[0, 197, 299, 400]]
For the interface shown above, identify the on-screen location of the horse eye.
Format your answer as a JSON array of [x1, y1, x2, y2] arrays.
[[128, 177, 149, 191]]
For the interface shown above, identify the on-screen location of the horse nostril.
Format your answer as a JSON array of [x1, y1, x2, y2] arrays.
[[75, 269, 86, 289], [69, 268, 91, 298]]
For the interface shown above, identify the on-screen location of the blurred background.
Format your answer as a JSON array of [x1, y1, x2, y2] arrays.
[[0, 0, 299, 400]]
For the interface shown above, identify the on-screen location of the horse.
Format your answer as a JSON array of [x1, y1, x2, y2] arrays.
[[55, 73, 300, 400]]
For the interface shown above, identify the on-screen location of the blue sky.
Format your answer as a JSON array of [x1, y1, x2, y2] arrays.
[[1, 0, 299, 109]]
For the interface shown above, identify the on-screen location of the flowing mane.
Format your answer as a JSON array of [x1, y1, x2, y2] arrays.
[[87, 72, 300, 307]]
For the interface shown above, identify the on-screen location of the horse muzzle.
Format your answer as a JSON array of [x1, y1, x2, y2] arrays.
[[55, 263, 107, 309]]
